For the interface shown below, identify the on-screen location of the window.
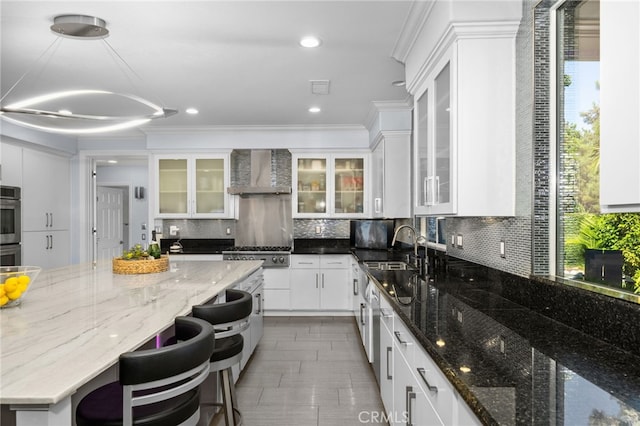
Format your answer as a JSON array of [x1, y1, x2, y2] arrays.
[[556, 0, 640, 298]]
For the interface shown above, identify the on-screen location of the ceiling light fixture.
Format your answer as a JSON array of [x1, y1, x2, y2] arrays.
[[308, 106, 321, 113], [391, 80, 406, 87], [300, 36, 321, 48], [0, 14, 177, 134], [185, 108, 199, 115]]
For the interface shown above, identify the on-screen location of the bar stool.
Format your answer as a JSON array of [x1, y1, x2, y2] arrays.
[[75, 316, 215, 426], [193, 289, 252, 426]]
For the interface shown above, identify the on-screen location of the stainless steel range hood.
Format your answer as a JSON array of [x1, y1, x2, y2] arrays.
[[227, 149, 292, 195]]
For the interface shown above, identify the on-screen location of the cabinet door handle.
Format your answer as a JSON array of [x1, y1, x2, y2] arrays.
[[360, 303, 365, 326], [321, 273, 324, 288], [45, 212, 49, 228], [315, 273, 319, 289], [45, 235, 50, 250], [406, 386, 416, 426], [394, 331, 413, 346], [374, 197, 382, 214], [50, 234, 53, 250], [417, 367, 438, 393], [50, 212, 53, 228], [435, 175, 441, 204], [386, 346, 392, 380], [353, 278, 358, 295], [255, 293, 262, 314], [298, 261, 314, 265]]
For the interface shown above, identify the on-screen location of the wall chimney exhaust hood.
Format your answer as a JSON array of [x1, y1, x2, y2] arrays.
[[227, 149, 292, 195]]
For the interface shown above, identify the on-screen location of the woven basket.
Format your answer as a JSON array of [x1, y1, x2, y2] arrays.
[[112, 255, 169, 275]]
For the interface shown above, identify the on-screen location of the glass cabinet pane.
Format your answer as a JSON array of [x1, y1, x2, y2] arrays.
[[195, 158, 225, 214], [334, 158, 364, 214], [417, 89, 429, 206], [434, 62, 451, 205], [158, 159, 188, 214], [297, 158, 327, 214]]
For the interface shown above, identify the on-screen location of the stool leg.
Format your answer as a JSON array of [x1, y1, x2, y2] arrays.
[[221, 369, 235, 426]]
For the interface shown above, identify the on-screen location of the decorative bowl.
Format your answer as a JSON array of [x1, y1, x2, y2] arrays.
[[0, 266, 41, 308]]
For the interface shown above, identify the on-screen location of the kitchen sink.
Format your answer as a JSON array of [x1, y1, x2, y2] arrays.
[[363, 261, 416, 271]]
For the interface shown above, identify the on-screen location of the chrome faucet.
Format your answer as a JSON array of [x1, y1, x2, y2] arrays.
[[391, 225, 426, 257]]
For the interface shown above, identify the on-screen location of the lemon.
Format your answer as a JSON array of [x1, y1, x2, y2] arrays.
[[7, 289, 22, 300], [0, 295, 8, 306], [17, 275, 30, 286], [4, 277, 18, 293], [0, 285, 5, 298]]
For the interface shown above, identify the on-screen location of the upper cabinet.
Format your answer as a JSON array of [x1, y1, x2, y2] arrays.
[[292, 153, 368, 218], [153, 153, 231, 218], [371, 131, 412, 218], [399, 2, 521, 216], [600, 1, 640, 212]]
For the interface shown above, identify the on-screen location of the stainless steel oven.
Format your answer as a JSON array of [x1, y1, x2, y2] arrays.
[[0, 243, 21, 266], [0, 186, 21, 245]]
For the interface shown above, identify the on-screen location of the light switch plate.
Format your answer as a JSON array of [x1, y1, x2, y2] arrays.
[[456, 234, 463, 248], [500, 240, 506, 258]]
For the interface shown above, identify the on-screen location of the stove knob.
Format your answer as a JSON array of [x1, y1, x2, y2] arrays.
[[241, 256, 247, 260], [272, 256, 278, 263], [248, 256, 255, 260], [279, 257, 285, 263]]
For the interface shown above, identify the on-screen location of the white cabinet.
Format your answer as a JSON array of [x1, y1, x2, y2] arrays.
[[263, 267, 291, 312], [233, 270, 264, 372], [412, 37, 516, 216], [290, 255, 351, 311], [21, 149, 70, 269], [22, 149, 70, 232], [0, 142, 23, 187], [371, 131, 411, 218], [292, 153, 368, 218], [153, 154, 231, 218], [379, 295, 395, 414], [22, 230, 70, 269], [600, 0, 640, 212]]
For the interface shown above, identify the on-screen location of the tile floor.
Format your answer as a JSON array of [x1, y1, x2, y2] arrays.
[[211, 316, 387, 426]]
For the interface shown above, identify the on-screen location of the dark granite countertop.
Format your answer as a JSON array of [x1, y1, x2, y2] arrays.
[[354, 251, 640, 425], [292, 238, 351, 254]]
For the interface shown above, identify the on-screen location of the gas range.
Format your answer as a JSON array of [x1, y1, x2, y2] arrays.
[[222, 246, 291, 268]]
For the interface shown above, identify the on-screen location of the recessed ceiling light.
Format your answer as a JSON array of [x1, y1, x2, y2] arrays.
[[186, 107, 199, 115], [308, 106, 321, 113], [58, 109, 72, 115], [391, 80, 406, 87], [300, 36, 321, 48], [107, 160, 118, 164]]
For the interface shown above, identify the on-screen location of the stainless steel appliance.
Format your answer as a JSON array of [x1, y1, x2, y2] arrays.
[[0, 243, 21, 266], [222, 246, 290, 268], [0, 186, 21, 245]]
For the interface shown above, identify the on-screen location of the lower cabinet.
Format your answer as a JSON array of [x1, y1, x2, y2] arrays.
[[232, 270, 264, 376], [379, 301, 395, 416], [290, 255, 350, 311], [263, 267, 291, 311], [22, 230, 70, 269], [381, 295, 481, 426]]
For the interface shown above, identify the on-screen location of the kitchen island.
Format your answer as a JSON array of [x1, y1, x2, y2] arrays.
[[0, 259, 262, 426]]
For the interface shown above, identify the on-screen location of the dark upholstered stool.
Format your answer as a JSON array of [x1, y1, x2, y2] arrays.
[[192, 289, 252, 426], [75, 316, 215, 426]]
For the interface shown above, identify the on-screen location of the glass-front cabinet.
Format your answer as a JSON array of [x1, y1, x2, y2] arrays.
[[293, 153, 367, 217], [155, 154, 230, 218], [414, 55, 453, 215]]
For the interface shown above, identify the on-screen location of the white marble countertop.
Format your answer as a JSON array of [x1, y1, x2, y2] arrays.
[[0, 259, 262, 405]]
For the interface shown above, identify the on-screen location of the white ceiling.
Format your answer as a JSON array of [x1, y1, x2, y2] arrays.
[[0, 1, 413, 136]]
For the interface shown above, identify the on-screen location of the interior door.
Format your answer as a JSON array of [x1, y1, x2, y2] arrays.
[[97, 186, 124, 262]]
